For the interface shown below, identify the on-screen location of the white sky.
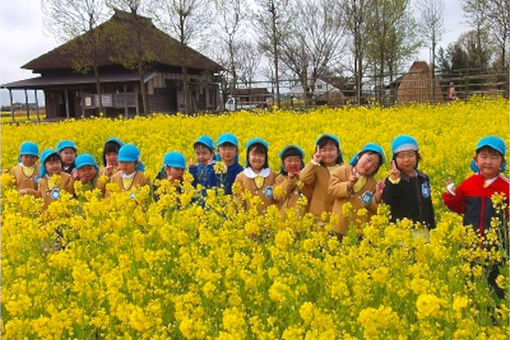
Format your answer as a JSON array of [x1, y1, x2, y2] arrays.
[[0, 0, 471, 106]]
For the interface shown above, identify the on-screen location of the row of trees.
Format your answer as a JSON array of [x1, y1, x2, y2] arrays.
[[42, 0, 509, 112]]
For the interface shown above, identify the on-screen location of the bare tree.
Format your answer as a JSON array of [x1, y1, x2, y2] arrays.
[[42, 0, 110, 114], [254, 0, 291, 108], [150, 0, 210, 114], [340, 0, 374, 105], [212, 0, 246, 109], [237, 41, 262, 88], [416, 0, 444, 103], [280, 0, 344, 106]]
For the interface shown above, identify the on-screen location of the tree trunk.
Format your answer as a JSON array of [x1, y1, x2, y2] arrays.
[[271, 1, 281, 108], [182, 65, 190, 114], [93, 65, 103, 115], [138, 63, 147, 115]]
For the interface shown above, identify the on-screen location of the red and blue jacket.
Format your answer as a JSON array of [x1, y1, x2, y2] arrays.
[[443, 174, 509, 236]]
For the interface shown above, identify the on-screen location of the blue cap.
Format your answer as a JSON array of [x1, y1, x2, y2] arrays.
[[471, 136, 507, 173], [118, 144, 145, 171], [75, 154, 99, 171], [391, 135, 418, 154], [246, 137, 268, 150], [20, 142, 39, 157], [105, 137, 124, 147], [57, 140, 77, 153], [163, 151, 186, 169], [217, 133, 239, 148], [194, 135, 215, 151], [349, 143, 385, 172], [315, 133, 340, 147], [279, 145, 305, 159], [476, 136, 505, 155], [39, 149, 60, 177]]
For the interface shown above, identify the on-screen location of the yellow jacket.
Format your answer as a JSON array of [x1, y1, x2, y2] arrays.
[[234, 167, 277, 212], [11, 164, 39, 195], [37, 172, 74, 208], [329, 165, 378, 235], [274, 173, 312, 211]]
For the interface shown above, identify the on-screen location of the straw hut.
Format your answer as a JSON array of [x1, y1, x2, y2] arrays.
[[397, 61, 442, 104]]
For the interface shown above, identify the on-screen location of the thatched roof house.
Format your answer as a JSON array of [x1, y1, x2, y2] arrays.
[[397, 61, 442, 104], [2, 10, 223, 118]]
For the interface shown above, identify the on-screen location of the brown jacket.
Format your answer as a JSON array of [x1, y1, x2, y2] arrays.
[[299, 161, 338, 219], [274, 174, 312, 211], [107, 170, 150, 196], [38, 172, 75, 208], [234, 168, 277, 212], [11, 164, 39, 195], [329, 164, 378, 235]]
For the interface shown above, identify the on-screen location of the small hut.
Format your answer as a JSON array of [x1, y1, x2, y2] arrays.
[[397, 61, 442, 104]]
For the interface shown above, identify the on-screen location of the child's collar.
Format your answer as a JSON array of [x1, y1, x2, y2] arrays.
[[120, 171, 136, 178], [20, 162, 36, 169], [243, 167, 270, 179]]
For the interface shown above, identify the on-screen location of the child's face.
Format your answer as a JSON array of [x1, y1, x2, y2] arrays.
[[194, 145, 213, 166], [60, 148, 76, 166], [355, 152, 380, 176], [474, 149, 503, 179], [119, 161, 136, 175], [77, 165, 97, 184], [395, 150, 417, 174], [21, 155, 37, 167], [165, 166, 184, 181], [105, 152, 118, 167], [283, 155, 301, 174], [45, 159, 62, 176], [248, 149, 266, 171], [218, 144, 237, 165], [319, 142, 339, 166]]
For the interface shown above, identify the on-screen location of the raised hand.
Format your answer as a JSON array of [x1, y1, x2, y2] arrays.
[[188, 158, 195, 168], [443, 177, 455, 193], [347, 168, 359, 189], [313, 145, 323, 163], [375, 179, 385, 203], [389, 160, 401, 181]]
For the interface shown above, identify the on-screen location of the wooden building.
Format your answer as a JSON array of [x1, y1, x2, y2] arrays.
[[1, 10, 223, 119]]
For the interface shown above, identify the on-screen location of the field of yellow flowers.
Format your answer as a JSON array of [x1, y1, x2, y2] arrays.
[[1, 97, 509, 338]]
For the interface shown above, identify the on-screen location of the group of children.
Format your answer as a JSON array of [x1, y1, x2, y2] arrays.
[[8, 134, 509, 239]]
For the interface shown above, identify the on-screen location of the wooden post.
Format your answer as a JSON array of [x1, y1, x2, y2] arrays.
[[24, 89, 30, 120], [64, 88, 70, 119], [9, 89, 15, 122], [34, 89, 40, 122], [80, 90, 85, 118], [134, 85, 139, 116], [124, 85, 128, 117]]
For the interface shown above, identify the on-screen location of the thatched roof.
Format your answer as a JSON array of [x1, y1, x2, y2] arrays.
[[397, 61, 442, 104], [23, 10, 222, 72]]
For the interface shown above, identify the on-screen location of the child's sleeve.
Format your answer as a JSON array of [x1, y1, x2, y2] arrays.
[[442, 181, 466, 214], [328, 167, 351, 198], [382, 177, 400, 206], [273, 176, 294, 203], [299, 162, 318, 186]]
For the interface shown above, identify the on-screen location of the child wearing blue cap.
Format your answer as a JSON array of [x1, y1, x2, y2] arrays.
[[37, 149, 75, 208], [108, 144, 150, 196], [57, 140, 77, 176], [443, 135, 509, 299], [329, 143, 385, 236], [189, 135, 218, 191], [215, 133, 243, 194], [75, 154, 106, 196], [234, 137, 276, 212], [100, 137, 124, 177], [300, 133, 344, 220], [382, 135, 435, 230], [153, 151, 186, 201], [274, 145, 312, 211], [10, 141, 39, 196]]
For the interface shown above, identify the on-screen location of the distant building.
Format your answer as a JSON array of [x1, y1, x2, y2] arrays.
[[1, 10, 223, 119]]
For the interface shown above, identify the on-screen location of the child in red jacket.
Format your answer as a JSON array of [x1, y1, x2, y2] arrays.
[[443, 135, 508, 299]]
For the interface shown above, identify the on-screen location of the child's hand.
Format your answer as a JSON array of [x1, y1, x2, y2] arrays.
[[444, 177, 455, 194], [389, 161, 400, 180], [374, 179, 385, 203], [347, 169, 359, 189], [313, 145, 323, 163], [105, 164, 114, 176], [289, 170, 300, 180], [3, 169, 9, 174], [71, 169, 79, 180], [188, 159, 195, 168], [19, 188, 29, 195], [167, 174, 175, 182]]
